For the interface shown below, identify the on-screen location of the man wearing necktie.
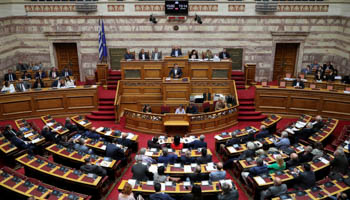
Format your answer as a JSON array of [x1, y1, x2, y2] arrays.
[[168, 64, 183, 78], [4, 69, 17, 82], [219, 48, 231, 59], [62, 68, 72, 77], [16, 80, 30, 92], [171, 46, 183, 57]]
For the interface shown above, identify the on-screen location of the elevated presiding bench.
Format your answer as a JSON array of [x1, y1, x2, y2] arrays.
[[123, 106, 238, 135], [255, 86, 350, 120], [0, 86, 98, 121]]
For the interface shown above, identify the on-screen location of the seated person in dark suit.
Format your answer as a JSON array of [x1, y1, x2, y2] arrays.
[[315, 70, 326, 81], [241, 158, 268, 184], [189, 49, 199, 59], [73, 138, 93, 154], [80, 157, 107, 177], [180, 150, 195, 165], [3, 125, 19, 139], [150, 182, 175, 200], [35, 69, 46, 79], [58, 135, 74, 148], [286, 153, 300, 169], [33, 78, 44, 89], [61, 67, 72, 77], [187, 165, 209, 183], [49, 67, 60, 79], [64, 117, 78, 132], [196, 148, 212, 164], [83, 128, 101, 140], [132, 156, 149, 181], [51, 78, 66, 88], [138, 49, 150, 60], [16, 80, 31, 92], [312, 115, 324, 131], [124, 49, 135, 60], [4, 69, 17, 81], [327, 69, 336, 81], [168, 64, 183, 78], [16, 61, 29, 71], [186, 103, 198, 114], [219, 48, 230, 59], [21, 71, 32, 80], [294, 123, 316, 143], [254, 125, 270, 139], [323, 61, 334, 72], [158, 147, 178, 166], [293, 163, 316, 189], [106, 139, 125, 161], [170, 45, 182, 57], [260, 177, 287, 200], [41, 126, 59, 142], [189, 134, 207, 149], [116, 132, 133, 148], [9, 133, 36, 154], [147, 136, 162, 149], [224, 141, 256, 169], [142, 104, 152, 113], [292, 77, 305, 89], [330, 149, 349, 175], [299, 146, 314, 163]]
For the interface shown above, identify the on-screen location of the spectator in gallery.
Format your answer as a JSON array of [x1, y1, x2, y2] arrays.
[[32, 62, 43, 71], [65, 76, 75, 87], [21, 70, 32, 80], [62, 67, 72, 77], [171, 135, 183, 150], [1, 81, 15, 93], [4, 69, 17, 82], [215, 98, 226, 111], [186, 103, 198, 114], [175, 105, 186, 114], [142, 104, 152, 113], [118, 182, 136, 200], [151, 48, 162, 60], [203, 49, 213, 59], [219, 48, 231, 59], [292, 77, 305, 89], [310, 60, 320, 71], [323, 61, 334, 72], [16, 61, 29, 71], [49, 67, 60, 79], [301, 65, 312, 75], [124, 49, 135, 60], [315, 70, 326, 81], [171, 45, 182, 57], [35, 69, 46, 79], [138, 48, 150, 60], [189, 49, 199, 59]]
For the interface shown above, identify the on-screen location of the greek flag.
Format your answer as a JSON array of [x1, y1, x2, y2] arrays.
[[98, 19, 107, 61]]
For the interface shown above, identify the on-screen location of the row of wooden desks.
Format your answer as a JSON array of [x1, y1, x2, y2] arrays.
[[145, 148, 213, 159], [14, 119, 45, 145], [309, 118, 338, 143], [272, 179, 350, 200], [148, 163, 218, 176], [41, 116, 69, 135], [0, 134, 18, 155], [214, 126, 259, 151], [70, 115, 92, 130], [0, 167, 89, 200]]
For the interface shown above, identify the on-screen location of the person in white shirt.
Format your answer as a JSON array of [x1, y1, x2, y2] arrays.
[[65, 76, 75, 87], [175, 105, 186, 114], [1, 81, 16, 93], [151, 48, 162, 60]]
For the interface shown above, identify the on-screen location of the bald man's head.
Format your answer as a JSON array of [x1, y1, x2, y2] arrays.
[[290, 153, 298, 160], [217, 162, 223, 170], [122, 132, 128, 138], [274, 177, 282, 186]]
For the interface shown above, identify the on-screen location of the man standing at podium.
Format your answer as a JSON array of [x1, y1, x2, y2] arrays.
[[168, 64, 183, 78]]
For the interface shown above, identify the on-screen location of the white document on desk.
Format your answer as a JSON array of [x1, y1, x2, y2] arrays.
[[255, 177, 266, 185], [24, 133, 34, 138], [145, 151, 153, 156], [214, 135, 223, 140], [96, 127, 104, 132], [148, 165, 158, 174], [227, 146, 236, 153], [184, 165, 192, 173], [31, 138, 41, 144]]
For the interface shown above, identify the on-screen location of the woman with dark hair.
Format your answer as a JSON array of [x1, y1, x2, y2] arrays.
[[189, 49, 199, 59], [171, 135, 183, 150], [1, 81, 15, 93]]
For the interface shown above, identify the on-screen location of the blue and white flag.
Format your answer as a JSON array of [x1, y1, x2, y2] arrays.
[[98, 19, 107, 61]]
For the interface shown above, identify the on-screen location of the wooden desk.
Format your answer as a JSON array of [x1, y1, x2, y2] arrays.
[[283, 79, 348, 90], [148, 163, 215, 176], [214, 126, 259, 151], [162, 77, 190, 101], [41, 116, 69, 135], [0, 135, 18, 155], [14, 119, 45, 145], [71, 115, 92, 129], [0, 86, 98, 120], [255, 86, 350, 120], [118, 180, 222, 194], [145, 149, 213, 159], [309, 118, 338, 143], [120, 58, 231, 80]]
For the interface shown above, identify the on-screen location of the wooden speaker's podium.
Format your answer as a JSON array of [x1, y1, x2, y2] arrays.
[[162, 77, 190, 102], [164, 56, 189, 77]]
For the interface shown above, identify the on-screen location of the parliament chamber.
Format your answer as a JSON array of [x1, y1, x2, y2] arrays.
[[1, 0, 350, 200]]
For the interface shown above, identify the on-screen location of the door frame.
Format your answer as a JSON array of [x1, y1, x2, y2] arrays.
[[271, 32, 309, 80]]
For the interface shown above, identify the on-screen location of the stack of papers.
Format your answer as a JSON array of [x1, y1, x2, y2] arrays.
[[184, 165, 192, 173], [201, 181, 209, 186], [214, 135, 223, 140], [79, 121, 86, 125], [191, 163, 198, 168], [145, 151, 153, 156], [105, 131, 112, 136], [148, 165, 158, 174], [127, 133, 135, 140], [255, 177, 266, 185], [219, 179, 232, 186], [206, 165, 216, 171], [150, 148, 158, 152], [128, 179, 136, 188], [31, 138, 42, 144], [100, 161, 112, 167], [183, 181, 191, 186], [227, 146, 236, 153], [157, 163, 164, 167], [96, 127, 104, 132], [101, 145, 106, 150], [24, 133, 34, 138], [174, 163, 181, 168], [295, 122, 306, 128], [319, 157, 329, 165], [286, 128, 294, 134], [47, 122, 54, 126], [146, 181, 154, 185]]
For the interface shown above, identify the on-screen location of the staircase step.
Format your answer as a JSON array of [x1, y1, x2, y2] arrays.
[[235, 81, 245, 85], [239, 111, 262, 116], [236, 85, 245, 89], [98, 106, 115, 110], [107, 81, 118, 85], [107, 85, 117, 90], [86, 115, 115, 121], [231, 76, 245, 81], [239, 101, 255, 106], [108, 76, 121, 80], [239, 106, 256, 111], [91, 111, 115, 116], [109, 70, 121, 76], [99, 101, 114, 105], [231, 71, 244, 76], [238, 115, 267, 121]]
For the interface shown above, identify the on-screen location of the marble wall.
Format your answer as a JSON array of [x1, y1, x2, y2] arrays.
[[0, 1, 349, 81]]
